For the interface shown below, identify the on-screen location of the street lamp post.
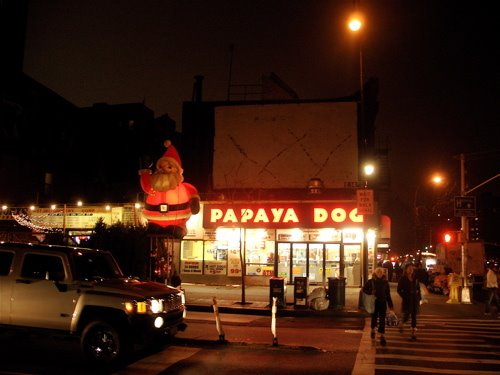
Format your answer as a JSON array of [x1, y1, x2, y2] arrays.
[[348, 13, 366, 154], [413, 174, 444, 254], [349, 11, 369, 286]]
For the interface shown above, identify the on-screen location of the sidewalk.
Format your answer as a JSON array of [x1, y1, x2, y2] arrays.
[[182, 282, 487, 318], [183, 282, 363, 316]]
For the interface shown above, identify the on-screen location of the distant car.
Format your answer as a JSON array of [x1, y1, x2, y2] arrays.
[[0, 242, 186, 367]]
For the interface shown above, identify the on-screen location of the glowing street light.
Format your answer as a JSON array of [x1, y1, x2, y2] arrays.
[[432, 173, 444, 185], [347, 15, 363, 32], [363, 163, 375, 176]]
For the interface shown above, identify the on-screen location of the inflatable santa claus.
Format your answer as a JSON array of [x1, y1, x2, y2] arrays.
[[139, 140, 199, 238]]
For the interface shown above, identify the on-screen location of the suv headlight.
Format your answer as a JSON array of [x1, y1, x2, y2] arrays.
[[150, 299, 162, 313]]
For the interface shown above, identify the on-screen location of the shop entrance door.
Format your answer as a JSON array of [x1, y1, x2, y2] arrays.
[[308, 243, 324, 284], [325, 243, 341, 280], [277, 242, 346, 285], [277, 243, 290, 280], [344, 244, 362, 287]]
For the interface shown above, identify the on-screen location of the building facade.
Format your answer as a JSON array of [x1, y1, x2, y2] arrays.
[[178, 201, 390, 287]]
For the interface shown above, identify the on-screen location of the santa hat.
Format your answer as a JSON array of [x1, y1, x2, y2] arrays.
[[157, 140, 183, 171]]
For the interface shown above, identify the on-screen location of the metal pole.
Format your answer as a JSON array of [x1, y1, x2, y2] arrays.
[[460, 153, 471, 303], [358, 35, 367, 287], [63, 204, 67, 243], [359, 46, 365, 151], [413, 185, 421, 251]]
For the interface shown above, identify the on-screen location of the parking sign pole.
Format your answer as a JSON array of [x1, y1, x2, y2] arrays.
[[458, 153, 500, 304]]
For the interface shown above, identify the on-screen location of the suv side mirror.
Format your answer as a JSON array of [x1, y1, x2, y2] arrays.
[[54, 280, 68, 292]]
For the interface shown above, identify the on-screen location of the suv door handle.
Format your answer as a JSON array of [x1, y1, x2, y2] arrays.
[[16, 279, 33, 284]]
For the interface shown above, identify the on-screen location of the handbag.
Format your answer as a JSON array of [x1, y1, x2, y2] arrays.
[[363, 292, 375, 313], [362, 280, 376, 313]]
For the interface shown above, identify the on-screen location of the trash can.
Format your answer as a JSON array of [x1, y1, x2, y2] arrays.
[[269, 277, 286, 308], [471, 275, 485, 302], [328, 277, 346, 308], [293, 276, 308, 308]]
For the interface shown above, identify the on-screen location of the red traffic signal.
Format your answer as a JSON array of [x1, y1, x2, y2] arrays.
[[443, 231, 461, 244]]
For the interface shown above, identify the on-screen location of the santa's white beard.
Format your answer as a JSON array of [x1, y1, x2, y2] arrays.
[[151, 172, 180, 192]]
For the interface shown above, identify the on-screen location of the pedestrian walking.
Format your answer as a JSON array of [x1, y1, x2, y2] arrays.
[[383, 260, 394, 282], [394, 261, 403, 281], [484, 263, 499, 317], [397, 263, 421, 340], [362, 267, 394, 346]]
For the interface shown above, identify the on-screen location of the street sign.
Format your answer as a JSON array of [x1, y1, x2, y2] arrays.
[[454, 196, 476, 217], [357, 189, 374, 215], [344, 181, 365, 189]]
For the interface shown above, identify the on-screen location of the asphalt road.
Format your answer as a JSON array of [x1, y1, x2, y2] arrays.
[[0, 312, 365, 375]]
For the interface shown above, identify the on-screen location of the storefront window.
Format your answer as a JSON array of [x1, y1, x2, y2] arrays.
[[180, 240, 203, 275], [325, 243, 340, 278], [204, 240, 228, 275], [180, 223, 366, 287], [245, 229, 274, 276], [308, 243, 323, 282], [198, 228, 238, 276]]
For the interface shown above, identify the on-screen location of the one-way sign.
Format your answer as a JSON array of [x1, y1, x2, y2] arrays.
[[454, 196, 476, 217]]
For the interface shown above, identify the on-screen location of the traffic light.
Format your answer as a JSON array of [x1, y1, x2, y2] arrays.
[[444, 232, 452, 243], [442, 231, 461, 244]]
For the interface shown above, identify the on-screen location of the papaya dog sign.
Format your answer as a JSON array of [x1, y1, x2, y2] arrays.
[[203, 202, 363, 229]]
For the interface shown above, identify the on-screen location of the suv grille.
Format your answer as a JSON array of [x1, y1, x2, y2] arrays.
[[162, 293, 183, 312]]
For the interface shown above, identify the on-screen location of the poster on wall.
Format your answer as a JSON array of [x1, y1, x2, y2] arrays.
[[205, 261, 227, 275], [181, 260, 203, 274], [228, 249, 242, 277]]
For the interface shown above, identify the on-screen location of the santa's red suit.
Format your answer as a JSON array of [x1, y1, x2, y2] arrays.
[[139, 141, 199, 237]]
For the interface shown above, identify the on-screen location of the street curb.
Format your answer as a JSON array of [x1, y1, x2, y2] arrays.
[[186, 303, 369, 318]]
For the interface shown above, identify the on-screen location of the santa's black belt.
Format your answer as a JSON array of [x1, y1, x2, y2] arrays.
[[145, 202, 190, 213]]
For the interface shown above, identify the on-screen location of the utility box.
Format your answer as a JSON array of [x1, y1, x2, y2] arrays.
[[293, 277, 308, 308], [269, 277, 286, 308]]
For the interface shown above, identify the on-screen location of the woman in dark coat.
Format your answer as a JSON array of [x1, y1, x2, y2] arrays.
[[362, 267, 394, 346], [397, 263, 421, 340]]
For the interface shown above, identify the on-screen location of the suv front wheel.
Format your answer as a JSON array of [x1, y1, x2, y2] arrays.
[[81, 320, 131, 366]]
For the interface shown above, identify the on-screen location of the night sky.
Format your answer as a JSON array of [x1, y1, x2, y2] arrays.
[[22, 0, 499, 251]]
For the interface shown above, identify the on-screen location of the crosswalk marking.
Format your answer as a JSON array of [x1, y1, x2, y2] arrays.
[[375, 364, 500, 375], [373, 316, 500, 374], [376, 345, 498, 355], [377, 354, 500, 365], [386, 333, 498, 341], [114, 346, 201, 375]]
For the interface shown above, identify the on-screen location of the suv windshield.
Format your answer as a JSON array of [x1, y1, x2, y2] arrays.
[[73, 251, 123, 280]]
